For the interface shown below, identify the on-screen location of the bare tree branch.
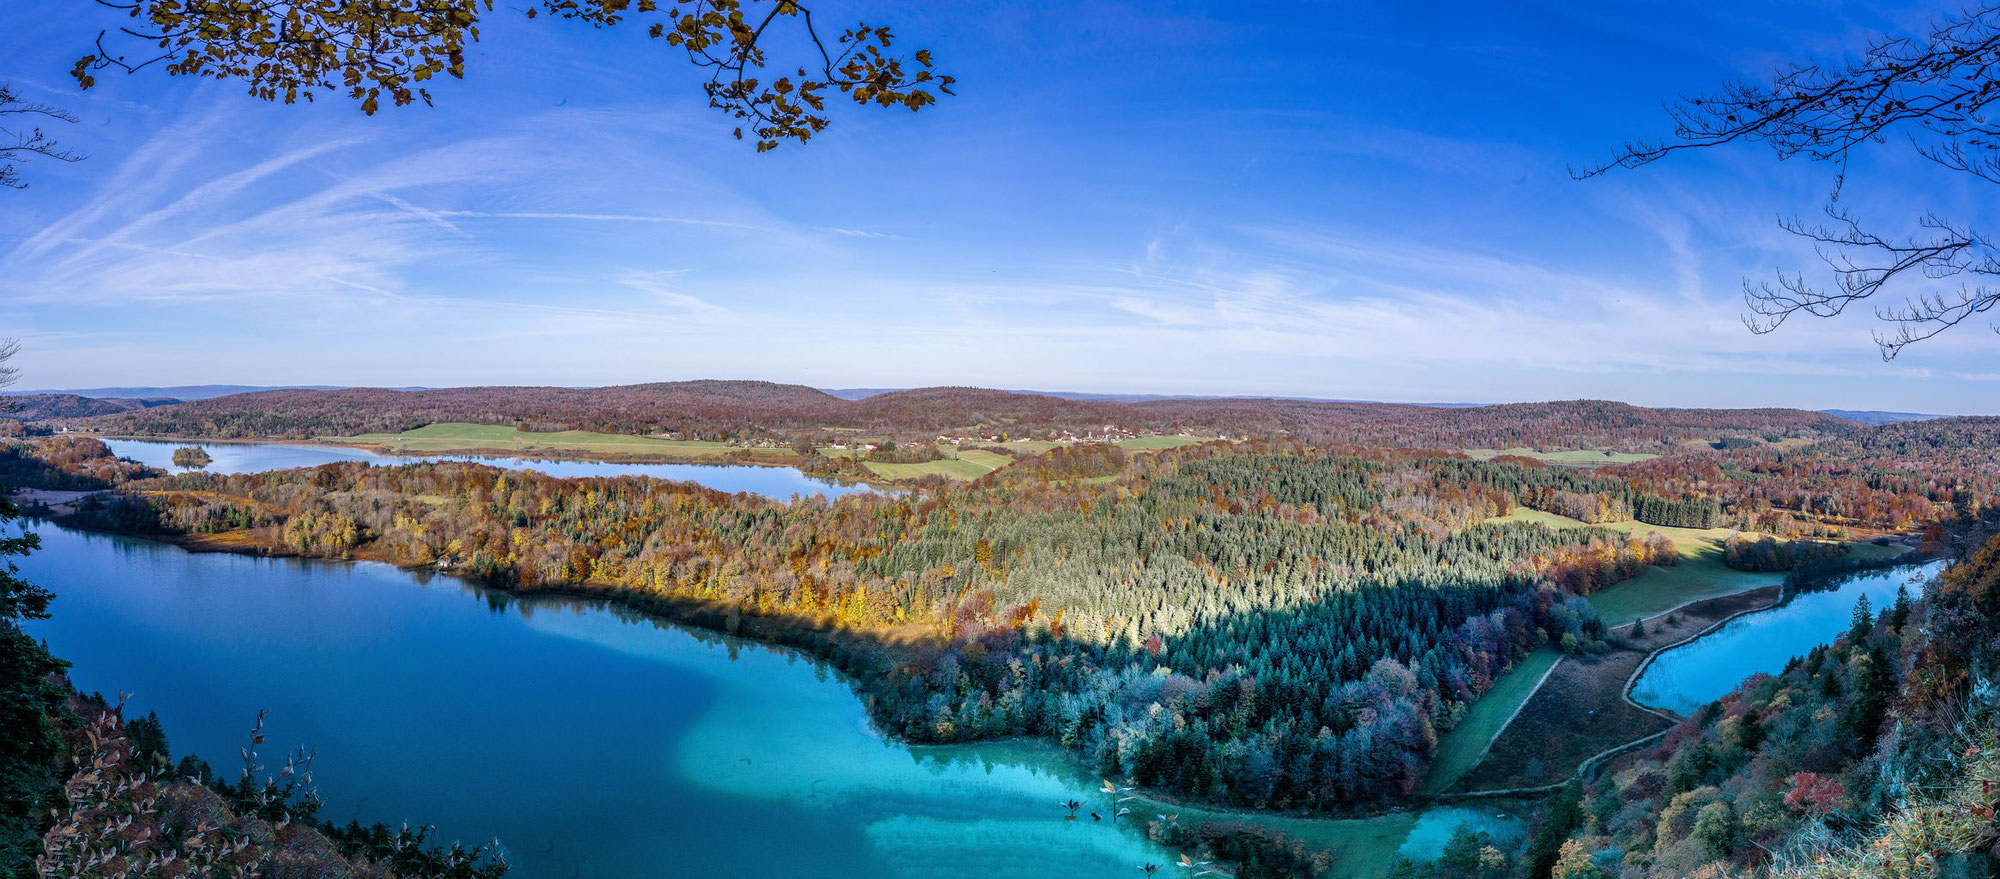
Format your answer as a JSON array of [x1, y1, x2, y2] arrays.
[[1741, 208, 2000, 358], [0, 85, 83, 191], [1581, 4, 2000, 357], [74, 0, 953, 152], [0, 339, 20, 392]]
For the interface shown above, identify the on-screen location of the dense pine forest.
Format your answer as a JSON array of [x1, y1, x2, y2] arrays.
[[10, 439, 1667, 807], [5, 395, 1998, 876], [5, 426, 1964, 815]]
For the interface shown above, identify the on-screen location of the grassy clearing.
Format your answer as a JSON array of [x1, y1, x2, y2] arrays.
[[856, 445, 1018, 481], [842, 436, 1202, 481], [861, 457, 997, 481], [1466, 447, 1658, 466], [1489, 508, 1900, 625], [1118, 435, 1210, 451], [1423, 647, 1561, 795], [325, 423, 788, 458], [997, 439, 1061, 454], [953, 449, 1015, 472]]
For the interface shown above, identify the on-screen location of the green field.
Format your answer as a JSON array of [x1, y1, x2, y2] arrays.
[[1117, 435, 1210, 451], [1491, 508, 1904, 624], [997, 439, 1061, 454], [323, 423, 787, 458], [842, 437, 1206, 481], [1466, 447, 1658, 466], [1422, 647, 1561, 795], [844, 444, 1019, 481], [862, 452, 1009, 481], [955, 449, 1016, 471]]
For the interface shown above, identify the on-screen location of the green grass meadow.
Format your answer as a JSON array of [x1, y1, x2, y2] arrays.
[[1117, 435, 1211, 451], [1465, 447, 1659, 466], [862, 457, 1001, 480], [1422, 647, 1562, 795]]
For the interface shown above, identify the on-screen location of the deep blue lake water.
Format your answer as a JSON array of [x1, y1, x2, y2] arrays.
[[20, 524, 1173, 878], [1629, 560, 1945, 714], [33, 440, 1909, 874], [99, 438, 874, 501], [17, 522, 1529, 878]]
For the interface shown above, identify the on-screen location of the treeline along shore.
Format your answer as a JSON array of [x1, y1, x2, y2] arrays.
[[4, 424, 1978, 817]]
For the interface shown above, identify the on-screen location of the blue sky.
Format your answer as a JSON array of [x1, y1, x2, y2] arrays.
[[2, 1, 1995, 412]]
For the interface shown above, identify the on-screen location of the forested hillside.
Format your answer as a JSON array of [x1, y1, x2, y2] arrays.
[[67, 382, 1856, 452], [12, 438, 1700, 810], [0, 394, 175, 423], [63, 381, 848, 440], [7, 415, 1993, 868], [1606, 416, 2000, 537], [1524, 524, 2000, 879]]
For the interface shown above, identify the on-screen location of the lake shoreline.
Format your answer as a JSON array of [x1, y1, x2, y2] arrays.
[[1625, 557, 1946, 715], [89, 433, 888, 485], [22, 510, 1514, 848], [1449, 584, 1783, 793], [82, 514, 943, 663], [18, 477, 1934, 823]]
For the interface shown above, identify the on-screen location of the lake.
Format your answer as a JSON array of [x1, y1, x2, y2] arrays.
[[17, 522, 1524, 878], [1628, 560, 1946, 714], [99, 438, 874, 502]]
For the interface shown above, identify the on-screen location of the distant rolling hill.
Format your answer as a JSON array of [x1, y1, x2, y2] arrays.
[[72, 381, 1859, 454], [2, 394, 181, 421], [821, 387, 1491, 407], [1818, 409, 1948, 425], [5, 384, 408, 400]]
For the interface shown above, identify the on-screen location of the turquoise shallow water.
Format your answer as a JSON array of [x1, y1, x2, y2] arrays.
[[99, 438, 874, 501], [1398, 807, 1525, 860], [19, 523, 1173, 878], [1629, 560, 1945, 714], [16, 521, 1531, 878]]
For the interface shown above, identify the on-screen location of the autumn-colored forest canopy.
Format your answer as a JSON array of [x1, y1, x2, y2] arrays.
[[65, 382, 1863, 452], [0, 393, 170, 422], [7, 385, 1994, 813], [6, 387, 1999, 876]]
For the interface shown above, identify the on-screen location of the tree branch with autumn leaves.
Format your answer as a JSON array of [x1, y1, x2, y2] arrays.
[[72, 0, 954, 151]]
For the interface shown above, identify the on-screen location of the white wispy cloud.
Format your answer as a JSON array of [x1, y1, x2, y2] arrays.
[[617, 270, 727, 315], [0, 97, 812, 318], [432, 210, 764, 231]]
